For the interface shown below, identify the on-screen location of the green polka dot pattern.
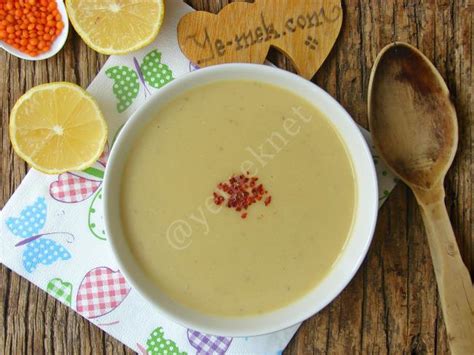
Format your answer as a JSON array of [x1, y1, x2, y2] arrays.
[[141, 50, 174, 89], [146, 327, 187, 355], [105, 66, 140, 113], [88, 189, 106, 240]]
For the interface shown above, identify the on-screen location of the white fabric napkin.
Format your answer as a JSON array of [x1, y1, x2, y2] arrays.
[[0, 1, 397, 354]]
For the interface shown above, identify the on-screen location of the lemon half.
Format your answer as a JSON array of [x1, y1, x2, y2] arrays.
[[66, 0, 165, 55], [9, 82, 107, 174]]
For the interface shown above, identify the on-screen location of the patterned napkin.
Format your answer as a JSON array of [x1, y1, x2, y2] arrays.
[[0, 1, 397, 354]]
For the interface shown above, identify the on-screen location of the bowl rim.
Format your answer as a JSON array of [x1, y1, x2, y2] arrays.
[[104, 63, 378, 337]]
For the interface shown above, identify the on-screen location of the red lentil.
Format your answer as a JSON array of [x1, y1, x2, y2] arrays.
[[0, 0, 64, 57]]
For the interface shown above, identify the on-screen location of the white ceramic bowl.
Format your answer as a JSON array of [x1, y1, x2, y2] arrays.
[[104, 64, 378, 337], [0, 0, 69, 61]]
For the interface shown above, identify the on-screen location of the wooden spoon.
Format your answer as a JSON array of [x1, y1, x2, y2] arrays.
[[368, 42, 474, 354]]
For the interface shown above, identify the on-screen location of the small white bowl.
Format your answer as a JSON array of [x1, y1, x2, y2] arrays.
[[0, 0, 69, 61], [104, 64, 378, 337]]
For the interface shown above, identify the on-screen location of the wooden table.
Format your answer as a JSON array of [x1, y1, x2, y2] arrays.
[[1, 1, 472, 354]]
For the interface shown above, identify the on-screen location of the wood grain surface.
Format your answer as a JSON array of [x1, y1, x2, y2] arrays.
[[1, 1, 472, 354]]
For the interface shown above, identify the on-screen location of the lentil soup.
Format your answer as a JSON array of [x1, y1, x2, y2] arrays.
[[121, 80, 356, 316]]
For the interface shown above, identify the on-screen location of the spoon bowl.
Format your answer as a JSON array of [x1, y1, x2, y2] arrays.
[[368, 42, 457, 191], [0, 0, 69, 61], [368, 42, 474, 355]]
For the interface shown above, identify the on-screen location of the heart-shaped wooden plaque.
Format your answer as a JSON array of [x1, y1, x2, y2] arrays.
[[178, 0, 342, 79]]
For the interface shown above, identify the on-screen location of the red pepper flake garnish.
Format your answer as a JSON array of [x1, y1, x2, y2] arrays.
[[213, 192, 225, 205], [264, 196, 272, 206], [213, 171, 272, 219]]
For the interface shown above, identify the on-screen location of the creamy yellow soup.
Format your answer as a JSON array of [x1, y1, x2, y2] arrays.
[[121, 81, 356, 316]]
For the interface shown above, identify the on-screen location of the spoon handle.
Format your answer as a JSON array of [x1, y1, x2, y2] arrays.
[[416, 188, 474, 355]]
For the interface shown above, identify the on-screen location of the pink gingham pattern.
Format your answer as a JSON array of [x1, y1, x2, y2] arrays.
[[76, 267, 131, 319], [49, 173, 101, 203]]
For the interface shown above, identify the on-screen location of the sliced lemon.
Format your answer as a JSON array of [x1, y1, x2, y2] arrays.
[[9, 82, 107, 174], [66, 0, 165, 55]]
